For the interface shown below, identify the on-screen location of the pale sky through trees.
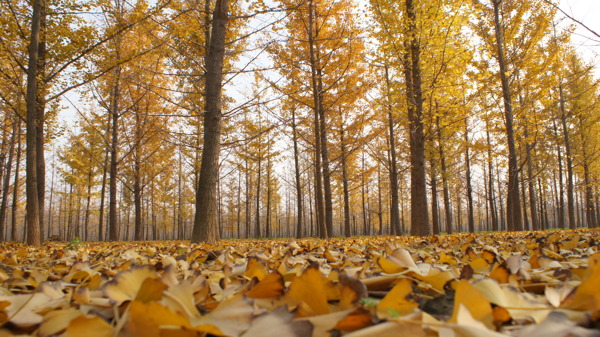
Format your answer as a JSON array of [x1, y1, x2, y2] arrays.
[[561, 0, 600, 60]]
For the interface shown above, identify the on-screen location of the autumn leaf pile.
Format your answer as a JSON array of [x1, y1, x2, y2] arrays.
[[1, 230, 600, 337]]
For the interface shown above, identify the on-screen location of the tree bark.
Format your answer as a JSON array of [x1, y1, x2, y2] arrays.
[[558, 83, 575, 229], [11, 125, 22, 242], [485, 125, 499, 231], [465, 119, 475, 233], [384, 66, 402, 235], [341, 127, 351, 237], [430, 161, 440, 234], [191, 0, 230, 244], [25, 0, 43, 245], [405, 0, 430, 236], [0, 118, 17, 240], [292, 109, 303, 238], [492, 0, 522, 231], [307, 0, 328, 238], [108, 65, 122, 241]]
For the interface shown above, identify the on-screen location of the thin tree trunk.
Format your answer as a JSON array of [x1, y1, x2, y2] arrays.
[[430, 161, 440, 234], [84, 172, 92, 241], [558, 83, 575, 229], [11, 126, 22, 242], [255, 148, 262, 238], [439, 116, 453, 234], [384, 66, 401, 236], [525, 124, 539, 231], [98, 117, 110, 241], [341, 127, 351, 236], [47, 154, 55, 238], [292, 109, 303, 238], [0, 118, 17, 240], [108, 64, 122, 241], [553, 119, 565, 228], [485, 124, 499, 231], [191, 0, 230, 243], [582, 144, 597, 228], [465, 119, 475, 233]]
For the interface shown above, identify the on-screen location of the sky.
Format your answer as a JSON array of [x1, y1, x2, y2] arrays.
[[560, 0, 600, 63]]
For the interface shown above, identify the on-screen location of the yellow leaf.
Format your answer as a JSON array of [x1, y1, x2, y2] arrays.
[[103, 266, 159, 305], [127, 301, 190, 337], [244, 256, 269, 281], [450, 280, 493, 329], [286, 263, 329, 317], [38, 309, 82, 337], [246, 271, 285, 299], [562, 252, 600, 310], [377, 278, 418, 318], [489, 265, 510, 284], [135, 277, 168, 303], [64, 315, 113, 337], [469, 257, 491, 273]]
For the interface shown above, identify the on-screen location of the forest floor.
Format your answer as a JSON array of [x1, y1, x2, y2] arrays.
[[0, 229, 599, 336]]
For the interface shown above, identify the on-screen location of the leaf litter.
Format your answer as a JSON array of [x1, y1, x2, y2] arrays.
[[0, 230, 599, 336]]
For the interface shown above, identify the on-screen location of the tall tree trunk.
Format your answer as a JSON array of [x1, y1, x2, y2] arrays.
[[35, 5, 47, 242], [191, 0, 230, 243], [377, 165, 383, 235], [485, 123, 498, 231], [84, 172, 92, 241], [134, 161, 143, 241], [11, 125, 22, 242], [255, 149, 262, 238], [384, 66, 401, 235], [465, 119, 475, 233], [552, 119, 565, 228], [558, 83, 575, 229], [361, 149, 369, 236], [439, 116, 453, 234], [292, 109, 303, 238], [307, 0, 328, 238], [0, 118, 17, 240], [524, 123, 539, 231], [581, 140, 597, 228], [108, 65, 122, 241], [492, 0, 522, 231], [341, 127, 351, 237], [245, 158, 250, 238], [47, 154, 55, 238], [430, 160, 440, 234], [98, 113, 111, 241], [405, 0, 429, 236], [25, 0, 43, 245]]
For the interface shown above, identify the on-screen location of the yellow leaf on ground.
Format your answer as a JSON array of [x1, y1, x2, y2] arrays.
[[191, 294, 254, 337], [469, 257, 491, 273], [244, 256, 269, 281], [64, 315, 113, 337], [450, 280, 493, 329], [135, 277, 168, 303], [377, 278, 418, 319], [286, 263, 329, 317], [562, 252, 600, 310], [103, 266, 159, 305], [246, 271, 285, 299], [127, 300, 191, 337], [38, 308, 82, 337]]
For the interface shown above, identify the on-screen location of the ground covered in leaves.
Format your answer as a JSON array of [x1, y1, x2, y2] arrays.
[[1, 230, 600, 337]]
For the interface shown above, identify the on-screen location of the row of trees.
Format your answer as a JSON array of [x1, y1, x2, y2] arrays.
[[0, 0, 598, 244]]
